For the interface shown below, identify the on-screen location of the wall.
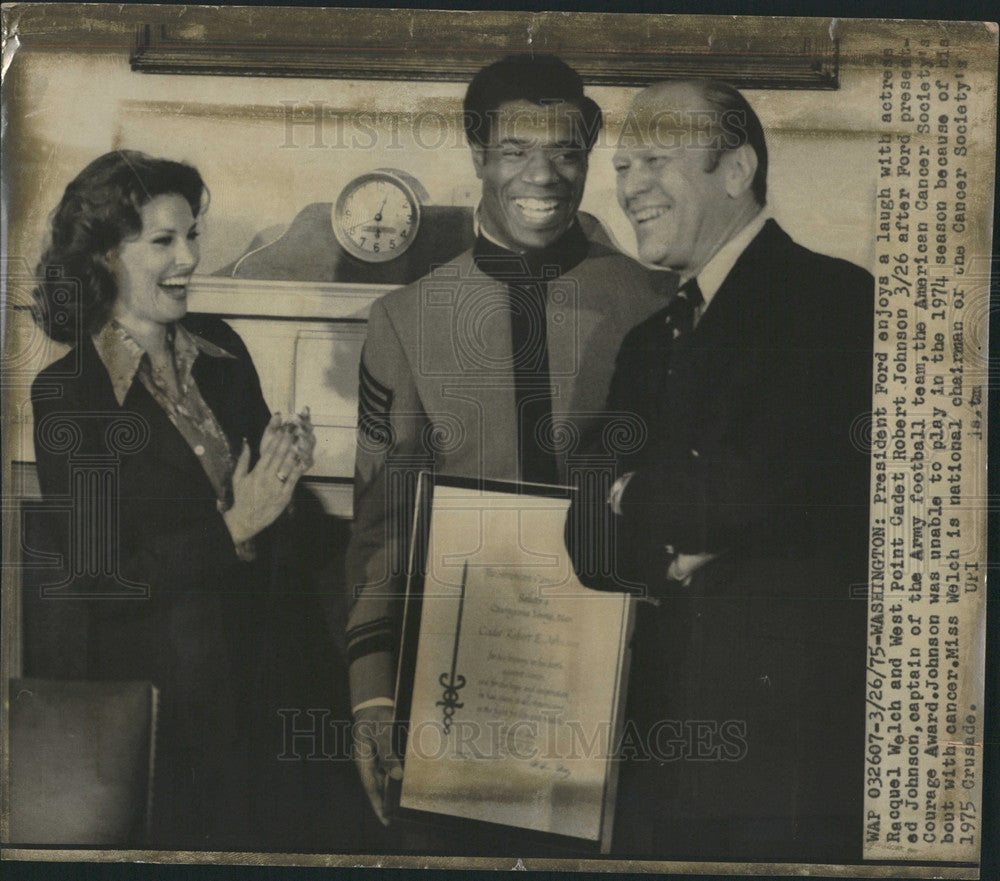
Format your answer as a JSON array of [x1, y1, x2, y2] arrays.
[[4, 17, 900, 487], [6, 41, 878, 282]]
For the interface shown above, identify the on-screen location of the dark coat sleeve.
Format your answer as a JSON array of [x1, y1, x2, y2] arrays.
[[621, 259, 873, 557], [579, 249, 873, 598]]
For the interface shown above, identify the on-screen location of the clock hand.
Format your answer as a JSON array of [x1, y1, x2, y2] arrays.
[[345, 214, 378, 233], [352, 220, 397, 235]]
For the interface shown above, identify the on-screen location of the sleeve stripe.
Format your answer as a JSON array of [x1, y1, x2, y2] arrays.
[[357, 358, 395, 447], [359, 359, 392, 414], [346, 632, 397, 663], [347, 615, 395, 642]]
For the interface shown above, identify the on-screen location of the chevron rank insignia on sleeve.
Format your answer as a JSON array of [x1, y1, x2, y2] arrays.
[[358, 358, 394, 447]]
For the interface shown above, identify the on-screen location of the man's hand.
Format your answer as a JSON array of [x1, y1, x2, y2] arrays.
[[352, 704, 403, 825]]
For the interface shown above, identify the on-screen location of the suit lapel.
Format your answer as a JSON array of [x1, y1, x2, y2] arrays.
[[691, 224, 771, 340], [122, 382, 212, 482], [657, 222, 786, 417], [190, 343, 242, 454], [78, 335, 127, 412]]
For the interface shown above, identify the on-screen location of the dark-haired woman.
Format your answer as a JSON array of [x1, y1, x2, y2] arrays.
[[30, 151, 363, 850]]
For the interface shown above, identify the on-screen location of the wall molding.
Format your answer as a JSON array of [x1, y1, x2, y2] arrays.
[[188, 276, 392, 321]]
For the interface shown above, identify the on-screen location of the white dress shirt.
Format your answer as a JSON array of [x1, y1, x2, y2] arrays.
[[684, 207, 770, 325]]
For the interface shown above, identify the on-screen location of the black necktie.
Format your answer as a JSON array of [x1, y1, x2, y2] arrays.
[[473, 224, 589, 486], [664, 277, 704, 340]]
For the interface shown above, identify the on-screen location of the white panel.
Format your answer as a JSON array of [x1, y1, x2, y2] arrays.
[[292, 326, 368, 480]]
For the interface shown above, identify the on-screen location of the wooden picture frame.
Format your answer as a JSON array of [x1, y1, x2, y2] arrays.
[[131, 11, 839, 90]]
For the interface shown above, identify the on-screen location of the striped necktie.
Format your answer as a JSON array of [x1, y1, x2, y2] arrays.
[[664, 277, 704, 340]]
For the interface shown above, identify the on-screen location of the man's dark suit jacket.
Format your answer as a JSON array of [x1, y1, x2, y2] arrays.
[[583, 220, 874, 861], [28, 315, 359, 850]]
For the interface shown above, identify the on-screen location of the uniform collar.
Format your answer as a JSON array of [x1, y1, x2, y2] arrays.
[[473, 218, 590, 283], [93, 320, 236, 406], [688, 208, 770, 311], [473, 204, 510, 251], [472, 203, 586, 257]]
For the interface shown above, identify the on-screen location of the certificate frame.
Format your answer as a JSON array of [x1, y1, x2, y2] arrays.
[[385, 472, 634, 855]]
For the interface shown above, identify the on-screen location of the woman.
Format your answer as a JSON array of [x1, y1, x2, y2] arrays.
[[30, 151, 362, 850]]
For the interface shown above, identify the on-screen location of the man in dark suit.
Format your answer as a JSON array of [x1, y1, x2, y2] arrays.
[[570, 80, 874, 861]]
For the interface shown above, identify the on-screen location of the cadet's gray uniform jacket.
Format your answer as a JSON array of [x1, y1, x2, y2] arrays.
[[345, 237, 666, 708]]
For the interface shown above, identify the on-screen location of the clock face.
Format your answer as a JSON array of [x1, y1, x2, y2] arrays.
[[333, 172, 421, 263]]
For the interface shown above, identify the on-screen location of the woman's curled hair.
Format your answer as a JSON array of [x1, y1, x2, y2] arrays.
[[32, 150, 207, 343]]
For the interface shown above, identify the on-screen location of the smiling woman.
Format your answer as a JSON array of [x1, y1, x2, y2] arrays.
[[28, 151, 367, 850], [113, 194, 201, 327]]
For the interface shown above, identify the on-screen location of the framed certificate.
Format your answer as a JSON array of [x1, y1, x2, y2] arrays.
[[386, 474, 633, 854]]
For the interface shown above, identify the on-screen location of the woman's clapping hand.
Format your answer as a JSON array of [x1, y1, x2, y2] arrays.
[[222, 409, 315, 545]]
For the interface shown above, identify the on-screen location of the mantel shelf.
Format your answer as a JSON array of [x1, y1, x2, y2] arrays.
[[188, 276, 393, 321]]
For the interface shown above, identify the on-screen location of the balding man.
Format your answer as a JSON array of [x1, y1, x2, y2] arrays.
[[572, 80, 874, 860]]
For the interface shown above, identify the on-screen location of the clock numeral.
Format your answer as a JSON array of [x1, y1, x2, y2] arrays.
[[335, 173, 421, 260]]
